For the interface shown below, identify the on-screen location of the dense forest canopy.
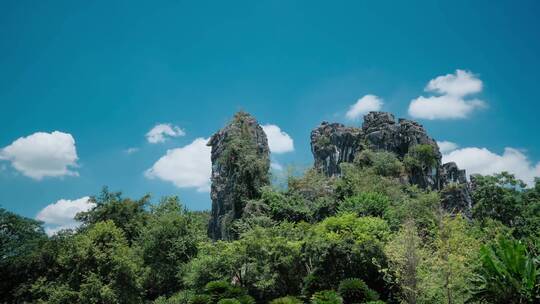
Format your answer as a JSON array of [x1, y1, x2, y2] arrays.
[[1, 113, 540, 304]]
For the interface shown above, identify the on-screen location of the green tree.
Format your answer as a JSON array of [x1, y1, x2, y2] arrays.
[[137, 196, 201, 299], [338, 191, 390, 218], [354, 150, 404, 178], [31, 221, 143, 303], [311, 290, 343, 304], [0, 208, 46, 302], [76, 187, 150, 243], [304, 214, 390, 298], [384, 220, 425, 304], [338, 278, 379, 304], [420, 214, 480, 304]]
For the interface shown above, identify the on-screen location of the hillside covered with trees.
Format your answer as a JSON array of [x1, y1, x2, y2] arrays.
[[1, 112, 540, 304]]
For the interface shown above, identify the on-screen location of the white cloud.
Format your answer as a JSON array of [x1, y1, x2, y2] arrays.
[[408, 70, 486, 120], [262, 124, 294, 154], [271, 161, 284, 171], [443, 147, 540, 186], [437, 141, 459, 154], [346, 94, 383, 120], [36, 196, 95, 236], [145, 137, 211, 192], [125, 147, 139, 154], [426, 69, 483, 96], [146, 123, 186, 144], [0, 131, 79, 180]]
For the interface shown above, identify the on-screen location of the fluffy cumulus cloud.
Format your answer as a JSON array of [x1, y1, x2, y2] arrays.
[[145, 138, 211, 192], [346, 94, 383, 120], [146, 123, 186, 144], [0, 131, 79, 180], [408, 70, 486, 120], [36, 196, 95, 236], [437, 141, 459, 154], [442, 147, 540, 186], [261, 124, 294, 154]]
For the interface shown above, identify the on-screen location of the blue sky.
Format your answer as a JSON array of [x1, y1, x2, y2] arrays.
[[1, 0, 540, 233]]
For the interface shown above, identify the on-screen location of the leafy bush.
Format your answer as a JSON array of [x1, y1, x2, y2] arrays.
[[403, 144, 438, 172], [338, 192, 390, 217], [189, 294, 212, 304], [217, 299, 241, 304], [338, 278, 379, 304], [470, 237, 539, 303], [153, 290, 194, 304], [204, 280, 245, 302], [269, 296, 303, 304], [355, 150, 404, 177], [236, 294, 256, 304], [311, 290, 343, 304]]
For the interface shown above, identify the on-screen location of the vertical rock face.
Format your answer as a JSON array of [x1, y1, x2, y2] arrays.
[[310, 111, 473, 216], [310, 122, 363, 176], [207, 112, 270, 240]]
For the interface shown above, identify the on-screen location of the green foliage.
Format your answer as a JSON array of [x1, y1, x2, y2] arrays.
[[153, 290, 194, 304], [338, 278, 379, 304], [403, 144, 438, 171], [419, 215, 480, 304], [217, 299, 241, 304], [269, 296, 303, 304], [338, 191, 390, 217], [236, 294, 256, 304], [184, 224, 305, 301], [189, 294, 212, 304], [311, 290, 343, 304], [355, 150, 404, 177], [257, 186, 314, 223], [304, 214, 390, 298], [384, 187, 440, 237], [3, 138, 540, 304], [76, 187, 150, 243], [0, 208, 46, 302], [470, 237, 539, 304], [383, 220, 425, 304], [31, 221, 143, 303], [137, 196, 201, 299], [335, 162, 406, 214], [472, 173, 525, 226]]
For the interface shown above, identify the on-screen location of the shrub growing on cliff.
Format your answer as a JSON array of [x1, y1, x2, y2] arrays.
[[403, 144, 438, 172], [355, 150, 404, 177]]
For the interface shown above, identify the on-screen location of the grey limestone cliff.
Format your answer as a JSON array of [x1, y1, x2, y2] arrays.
[[207, 112, 270, 240], [310, 111, 473, 216]]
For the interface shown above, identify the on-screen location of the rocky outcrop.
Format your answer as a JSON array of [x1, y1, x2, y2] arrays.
[[310, 122, 363, 176], [310, 111, 473, 216], [207, 112, 270, 240], [362, 112, 440, 160]]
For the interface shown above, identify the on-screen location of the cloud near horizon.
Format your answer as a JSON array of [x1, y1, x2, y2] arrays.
[[145, 137, 211, 192], [36, 196, 95, 236], [262, 124, 294, 154], [0, 131, 79, 180], [442, 146, 540, 186], [146, 123, 186, 144], [408, 70, 486, 120], [346, 94, 383, 120]]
